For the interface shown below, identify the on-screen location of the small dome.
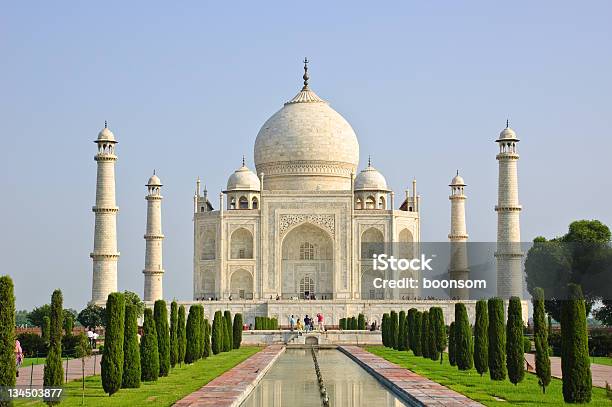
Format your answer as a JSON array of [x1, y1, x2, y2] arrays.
[[147, 173, 162, 186], [450, 173, 465, 186], [97, 126, 116, 142], [354, 163, 389, 191], [498, 126, 517, 140], [227, 164, 261, 191]]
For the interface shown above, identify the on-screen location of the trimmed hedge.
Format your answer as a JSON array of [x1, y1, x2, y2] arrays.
[[413, 311, 422, 356], [101, 292, 124, 396], [407, 308, 417, 353], [448, 322, 456, 366], [154, 300, 170, 377], [177, 305, 186, 365], [358, 314, 366, 330], [211, 311, 223, 355], [233, 314, 243, 349], [474, 300, 488, 376], [122, 304, 141, 388], [203, 319, 212, 357], [140, 308, 159, 382], [454, 303, 473, 370], [0, 276, 16, 390], [421, 311, 429, 358], [398, 311, 406, 351], [506, 296, 525, 385], [533, 287, 551, 393], [224, 310, 233, 351], [488, 297, 506, 380], [170, 301, 178, 368]]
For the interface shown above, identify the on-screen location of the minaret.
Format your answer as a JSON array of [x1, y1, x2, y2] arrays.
[[495, 122, 523, 298], [143, 171, 165, 302], [91, 122, 120, 304], [448, 171, 469, 300]]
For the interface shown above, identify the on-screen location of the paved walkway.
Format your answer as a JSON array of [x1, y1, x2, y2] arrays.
[[524, 353, 612, 389], [17, 354, 102, 387], [173, 345, 284, 407], [340, 346, 484, 407]]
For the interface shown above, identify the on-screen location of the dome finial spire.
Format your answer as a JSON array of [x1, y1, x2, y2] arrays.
[[104, 120, 107, 129], [302, 57, 309, 89], [153, 169, 156, 175], [242, 155, 245, 166], [506, 119, 509, 128], [456, 169, 459, 176], [368, 155, 371, 167]]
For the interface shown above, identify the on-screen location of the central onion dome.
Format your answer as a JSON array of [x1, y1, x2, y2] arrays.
[[254, 60, 359, 190]]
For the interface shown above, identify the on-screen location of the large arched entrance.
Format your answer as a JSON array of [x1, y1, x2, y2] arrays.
[[230, 269, 253, 299], [281, 223, 333, 299]]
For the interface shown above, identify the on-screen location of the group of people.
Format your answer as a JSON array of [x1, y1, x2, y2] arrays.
[[86, 328, 100, 348], [288, 313, 325, 334]]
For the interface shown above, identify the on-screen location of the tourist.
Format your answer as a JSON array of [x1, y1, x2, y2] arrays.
[[316, 313, 324, 331], [304, 315, 311, 332], [15, 338, 23, 377], [92, 331, 99, 349], [289, 315, 296, 331], [296, 318, 304, 336], [228, 294, 233, 301], [87, 328, 94, 348], [276, 294, 280, 300]]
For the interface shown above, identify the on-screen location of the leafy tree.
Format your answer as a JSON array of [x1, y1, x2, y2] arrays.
[[390, 311, 399, 350], [448, 322, 456, 366], [0, 276, 16, 393], [154, 300, 170, 376], [594, 299, 612, 327], [506, 296, 525, 385], [381, 313, 389, 347], [122, 291, 144, 318], [532, 287, 551, 393], [224, 310, 233, 350], [140, 308, 159, 382], [430, 307, 446, 363], [170, 301, 178, 368], [184, 306, 198, 363], [233, 313, 243, 349], [177, 305, 186, 365], [211, 311, 223, 355], [27, 304, 51, 327], [412, 311, 422, 356], [420, 311, 429, 358], [561, 284, 592, 403], [122, 304, 141, 389], [204, 319, 212, 357], [44, 290, 64, 405], [15, 309, 30, 327], [427, 311, 437, 360], [77, 304, 105, 330], [474, 300, 488, 376], [101, 292, 124, 396], [42, 316, 51, 345], [358, 314, 366, 330], [454, 303, 473, 370], [407, 308, 417, 353], [398, 311, 406, 351], [488, 297, 506, 380]]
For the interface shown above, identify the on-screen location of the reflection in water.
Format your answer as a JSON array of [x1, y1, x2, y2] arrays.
[[240, 349, 407, 407]]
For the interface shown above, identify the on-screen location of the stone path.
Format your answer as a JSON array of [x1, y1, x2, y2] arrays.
[[173, 345, 284, 407], [17, 354, 102, 387], [340, 346, 484, 406], [524, 353, 612, 389]]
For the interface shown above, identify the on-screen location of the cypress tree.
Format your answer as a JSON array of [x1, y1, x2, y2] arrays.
[[177, 305, 186, 365], [184, 306, 198, 363], [431, 307, 446, 363], [428, 310, 438, 360], [204, 319, 212, 357], [154, 300, 170, 377], [421, 310, 429, 358], [351, 316, 358, 330], [122, 304, 141, 388], [101, 292, 124, 396], [140, 308, 159, 381], [454, 303, 473, 370], [398, 311, 406, 350], [474, 300, 489, 376], [211, 311, 223, 355], [561, 284, 591, 403], [448, 322, 456, 366], [533, 287, 551, 393], [339, 318, 346, 330], [381, 313, 389, 347], [170, 301, 178, 368], [358, 313, 366, 330], [390, 311, 399, 350], [488, 297, 506, 380], [233, 313, 243, 349], [0, 276, 16, 393], [407, 308, 417, 353], [224, 310, 233, 350], [42, 316, 50, 346], [413, 311, 422, 356], [195, 306, 203, 359], [506, 296, 524, 385], [222, 314, 231, 352], [63, 314, 74, 337]]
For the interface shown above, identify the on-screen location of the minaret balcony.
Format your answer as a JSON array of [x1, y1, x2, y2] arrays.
[[90, 252, 120, 259], [494, 205, 522, 212], [92, 206, 119, 213], [94, 153, 118, 161], [144, 234, 165, 239], [496, 152, 519, 160]]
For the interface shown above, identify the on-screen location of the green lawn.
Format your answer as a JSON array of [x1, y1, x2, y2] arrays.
[[15, 346, 261, 406], [366, 346, 611, 407], [20, 357, 75, 368], [590, 356, 612, 366]]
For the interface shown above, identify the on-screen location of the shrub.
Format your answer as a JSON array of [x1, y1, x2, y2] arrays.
[[448, 322, 456, 366], [339, 318, 346, 330], [506, 296, 525, 385], [533, 287, 551, 394], [474, 300, 488, 376], [427, 310, 437, 360], [44, 289, 64, 405], [140, 308, 159, 382], [488, 297, 507, 380], [63, 313, 74, 336], [523, 337, 532, 353], [17, 332, 46, 357], [358, 314, 366, 330], [122, 304, 141, 389], [561, 284, 592, 403], [101, 292, 124, 396], [430, 307, 446, 363], [154, 300, 170, 377], [233, 314, 243, 349], [381, 314, 389, 347], [170, 301, 178, 368], [413, 311, 422, 356], [177, 305, 186, 365], [61, 334, 81, 357], [0, 276, 16, 391], [454, 303, 473, 370], [204, 319, 212, 357], [398, 311, 406, 351], [390, 311, 399, 349], [407, 308, 417, 353], [421, 311, 429, 358], [351, 316, 358, 330], [184, 306, 198, 363], [195, 306, 203, 359], [224, 311, 233, 350], [211, 311, 223, 355]]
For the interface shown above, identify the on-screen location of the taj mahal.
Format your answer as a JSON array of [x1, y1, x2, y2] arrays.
[[89, 60, 526, 325]]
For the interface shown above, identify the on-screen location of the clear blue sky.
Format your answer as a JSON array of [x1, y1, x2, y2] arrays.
[[2, 1, 611, 310]]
